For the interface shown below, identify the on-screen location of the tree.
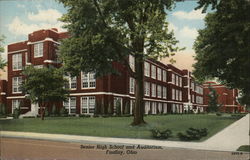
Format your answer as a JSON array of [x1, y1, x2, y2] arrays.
[[21, 66, 69, 120], [58, 0, 182, 125], [0, 35, 6, 70], [207, 85, 220, 113], [193, 0, 250, 105]]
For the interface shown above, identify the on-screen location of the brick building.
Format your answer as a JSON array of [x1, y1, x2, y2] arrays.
[[203, 82, 243, 113], [0, 28, 243, 116]]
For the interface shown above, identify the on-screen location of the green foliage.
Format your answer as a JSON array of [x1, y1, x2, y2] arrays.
[[0, 103, 6, 115], [193, 0, 250, 105], [237, 145, 250, 152], [107, 102, 113, 115], [115, 100, 121, 116], [13, 108, 21, 119], [59, 106, 67, 117], [0, 35, 6, 69], [45, 107, 49, 117], [150, 128, 172, 139], [51, 104, 58, 116], [177, 128, 208, 141], [207, 85, 220, 113], [124, 101, 130, 114]]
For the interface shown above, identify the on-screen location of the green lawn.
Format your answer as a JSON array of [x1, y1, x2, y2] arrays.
[[0, 114, 240, 141]]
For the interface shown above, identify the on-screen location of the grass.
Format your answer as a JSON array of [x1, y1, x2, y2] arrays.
[[237, 145, 250, 152], [0, 114, 241, 141]]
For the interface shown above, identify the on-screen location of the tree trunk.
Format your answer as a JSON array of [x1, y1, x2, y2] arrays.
[[40, 102, 45, 120], [131, 54, 146, 125]]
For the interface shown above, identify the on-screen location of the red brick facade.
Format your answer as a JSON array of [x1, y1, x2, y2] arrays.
[[0, 29, 243, 116]]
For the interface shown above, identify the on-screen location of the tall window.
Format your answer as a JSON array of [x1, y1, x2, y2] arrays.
[[157, 85, 162, 98], [144, 82, 150, 96], [157, 68, 162, 81], [65, 76, 77, 90], [179, 77, 182, 87], [129, 77, 135, 94], [144, 101, 150, 114], [12, 77, 22, 93], [175, 75, 179, 86], [12, 53, 22, 71], [12, 99, 21, 113], [163, 87, 167, 99], [172, 88, 175, 100], [81, 72, 96, 88], [34, 42, 43, 58], [151, 65, 156, 79], [81, 96, 96, 114], [151, 83, 156, 97], [191, 82, 195, 90], [144, 62, 150, 77], [180, 91, 182, 101], [176, 90, 179, 100], [163, 70, 167, 82], [129, 55, 135, 72], [63, 97, 76, 114], [172, 73, 175, 84]]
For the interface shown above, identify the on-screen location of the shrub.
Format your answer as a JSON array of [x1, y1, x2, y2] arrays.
[[115, 101, 121, 116], [51, 104, 58, 116], [59, 106, 67, 117], [13, 108, 21, 119], [231, 113, 246, 119], [107, 102, 113, 115], [45, 107, 49, 117], [216, 112, 222, 116], [177, 128, 208, 141], [0, 103, 6, 115], [150, 128, 172, 139]]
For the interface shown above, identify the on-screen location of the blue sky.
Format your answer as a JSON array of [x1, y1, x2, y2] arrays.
[[0, 0, 209, 70]]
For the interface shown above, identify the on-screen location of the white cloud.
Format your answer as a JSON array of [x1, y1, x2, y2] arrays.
[[8, 10, 66, 36], [178, 26, 198, 39], [172, 9, 206, 20], [168, 23, 178, 32], [28, 9, 62, 23]]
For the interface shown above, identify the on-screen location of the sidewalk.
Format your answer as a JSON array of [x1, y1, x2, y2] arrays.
[[1, 114, 249, 152]]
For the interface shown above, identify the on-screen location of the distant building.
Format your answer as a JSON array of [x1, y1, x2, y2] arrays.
[[0, 28, 244, 117]]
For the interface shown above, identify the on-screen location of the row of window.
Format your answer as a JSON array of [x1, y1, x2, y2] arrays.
[[172, 89, 183, 101], [12, 96, 96, 115], [171, 74, 182, 87], [191, 82, 204, 94], [12, 43, 44, 71], [12, 72, 96, 94]]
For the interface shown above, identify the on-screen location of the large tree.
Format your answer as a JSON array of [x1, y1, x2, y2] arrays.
[[193, 0, 250, 105], [22, 66, 69, 120], [0, 35, 6, 70], [58, 0, 181, 125]]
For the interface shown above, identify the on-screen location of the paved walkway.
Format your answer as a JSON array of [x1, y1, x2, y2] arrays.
[[1, 114, 249, 152]]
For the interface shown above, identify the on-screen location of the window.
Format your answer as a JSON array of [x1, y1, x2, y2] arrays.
[[192, 94, 195, 103], [34, 65, 43, 69], [25, 52, 28, 64], [157, 68, 162, 81], [163, 70, 167, 82], [179, 77, 182, 87], [176, 90, 179, 100], [12, 99, 21, 113], [129, 77, 135, 94], [172, 88, 175, 100], [176, 75, 178, 86], [163, 87, 167, 99], [191, 82, 195, 90], [12, 77, 22, 93], [63, 97, 76, 114], [158, 103, 162, 113], [144, 82, 150, 96], [157, 85, 162, 98], [151, 65, 156, 79], [34, 42, 43, 58], [180, 91, 182, 101], [144, 62, 150, 77], [129, 55, 135, 72], [12, 53, 22, 70], [81, 96, 96, 114], [81, 72, 96, 88], [151, 83, 156, 97], [172, 104, 176, 113], [152, 102, 157, 114], [172, 73, 175, 84], [65, 75, 77, 90], [144, 101, 150, 114]]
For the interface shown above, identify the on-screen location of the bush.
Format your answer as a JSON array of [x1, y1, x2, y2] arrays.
[[231, 113, 246, 119], [150, 128, 172, 139], [51, 104, 58, 116], [177, 128, 208, 141], [13, 108, 21, 119], [45, 107, 49, 117], [216, 112, 222, 116], [59, 107, 67, 117], [0, 103, 6, 115]]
